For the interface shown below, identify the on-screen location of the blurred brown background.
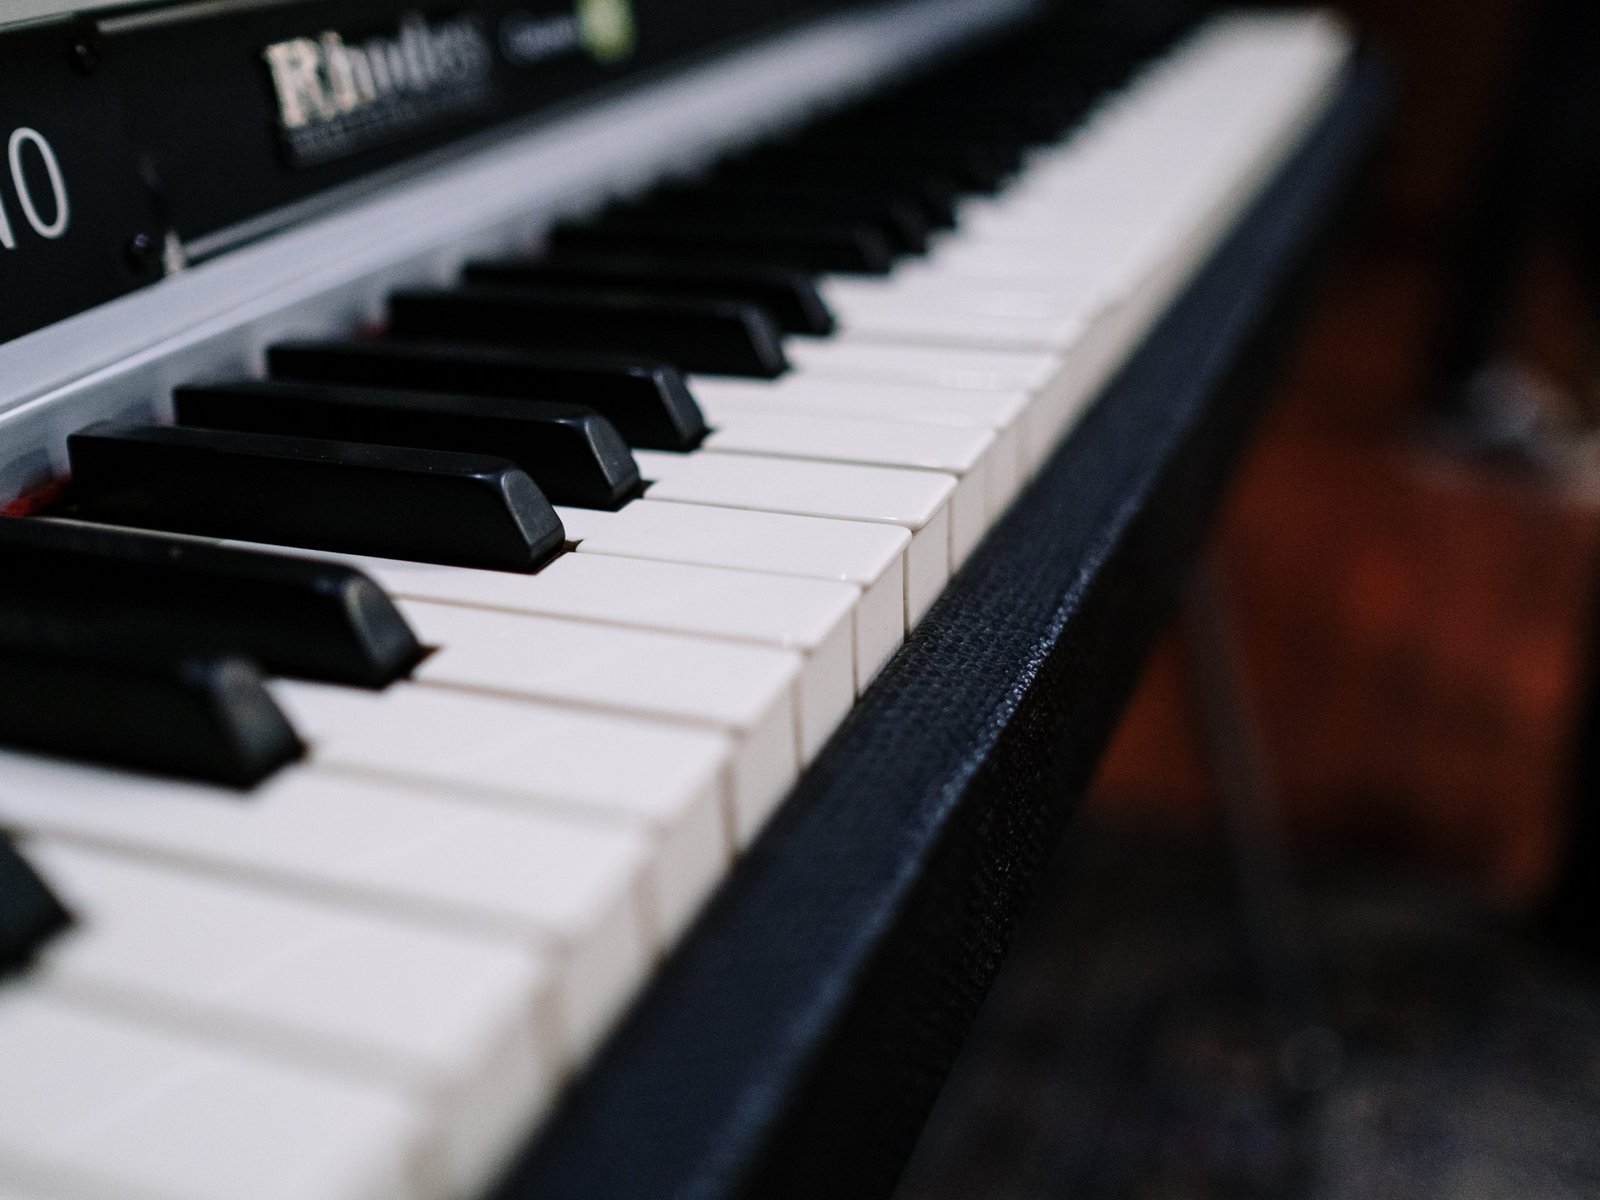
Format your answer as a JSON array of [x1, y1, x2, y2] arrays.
[[1091, 0, 1600, 904], [897, 10, 1600, 1197]]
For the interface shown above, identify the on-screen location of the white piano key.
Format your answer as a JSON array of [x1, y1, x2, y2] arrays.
[[828, 295, 1089, 352], [0, 992, 426, 1200], [841, 25, 1349, 476], [364, 548, 854, 656], [23, 839, 555, 1199], [634, 449, 954, 625], [787, 338, 1063, 396], [688, 376, 1027, 517], [819, 276, 1103, 323], [704, 410, 993, 477], [809, 268, 1151, 479], [273, 682, 730, 939], [397, 600, 803, 842], [700, 413, 996, 565], [64, 517, 854, 771], [904, 243, 1162, 319], [689, 372, 1030, 432], [634, 448, 953, 533], [0, 755, 650, 1060], [277, 550, 859, 753], [876, 218, 1149, 298], [919, 240, 1149, 287], [557, 500, 907, 684], [783, 340, 1072, 470], [933, 189, 1157, 238]]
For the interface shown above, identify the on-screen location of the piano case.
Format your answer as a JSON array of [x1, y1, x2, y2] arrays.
[[487, 46, 1391, 1200]]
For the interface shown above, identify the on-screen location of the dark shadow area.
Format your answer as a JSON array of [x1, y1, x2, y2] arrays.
[[895, 820, 1600, 1199]]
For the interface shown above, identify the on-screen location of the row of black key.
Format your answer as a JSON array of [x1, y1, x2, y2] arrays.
[[0, 2, 1198, 965], [17, 0, 1188, 778], [8, 0, 1188, 767]]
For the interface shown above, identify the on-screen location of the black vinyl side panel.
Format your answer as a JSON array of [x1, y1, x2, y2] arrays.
[[489, 51, 1389, 1200]]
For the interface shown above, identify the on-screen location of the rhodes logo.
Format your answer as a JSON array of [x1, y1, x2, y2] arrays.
[[263, 11, 496, 167]]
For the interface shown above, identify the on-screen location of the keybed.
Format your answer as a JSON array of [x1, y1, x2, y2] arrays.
[[0, 4, 1362, 1199]]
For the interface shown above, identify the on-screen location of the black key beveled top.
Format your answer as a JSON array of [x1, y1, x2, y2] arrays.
[[813, 106, 1050, 154], [710, 160, 962, 227], [0, 617, 302, 788], [0, 833, 72, 977], [462, 254, 836, 336], [622, 187, 932, 255], [0, 516, 423, 688], [68, 422, 564, 573], [388, 285, 790, 379], [268, 340, 707, 451], [776, 134, 1023, 191], [548, 217, 897, 275], [176, 379, 640, 510]]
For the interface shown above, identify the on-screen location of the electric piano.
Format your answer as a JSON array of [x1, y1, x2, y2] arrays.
[[0, 0, 1384, 1196]]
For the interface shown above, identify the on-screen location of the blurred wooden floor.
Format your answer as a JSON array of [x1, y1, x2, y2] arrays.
[[1092, 247, 1600, 903]]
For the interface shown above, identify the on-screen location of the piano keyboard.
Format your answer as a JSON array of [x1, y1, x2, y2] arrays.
[[0, 5, 1351, 1198]]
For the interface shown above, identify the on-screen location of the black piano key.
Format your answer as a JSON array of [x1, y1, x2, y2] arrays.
[[622, 187, 932, 254], [813, 105, 1050, 152], [0, 619, 302, 787], [461, 254, 835, 336], [68, 422, 564, 573], [750, 146, 1008, 195], [547, 217, 897, 275], [710, 160, 962, 227], [699, 177, 959, 231], [735, 182, 951, 238], [176, 379, 641, 510], [268, 340, 707, 451], [0, 516, 423, 688], [0, 833, 72, 977], [770, 136, 1022, 191], [388, 286, 789, 379], [870, 83, 1090, 133]]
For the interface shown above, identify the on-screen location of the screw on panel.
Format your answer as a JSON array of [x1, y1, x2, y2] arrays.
[[126, 232, 162, 272], [68, 21, 103, 75]]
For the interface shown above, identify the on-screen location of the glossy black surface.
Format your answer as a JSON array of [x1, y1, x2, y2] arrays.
[[619, 187, 933, 254], [269, 340, 708, 451], [0, 21, 167, 346], [737, 137, 1017, 193], [0, 834, 72, 977], [388, 286, 790, 379], [462, 255, 836, 336], [547, 217, 898, 275], [0, 619, 302, 787], [103, 0, 869, 250], [176, 379, 641, 510], [710, 162, 963, 228], [67, 422, 563, 572], [0, 516, 423, 688]]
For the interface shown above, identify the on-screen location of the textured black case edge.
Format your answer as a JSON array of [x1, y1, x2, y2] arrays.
[[489, 48, 1391, 1200]]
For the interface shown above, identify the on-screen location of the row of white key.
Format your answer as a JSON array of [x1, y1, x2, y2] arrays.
[[612, 17, 1350, 653], [18, 840, 549, 1200], [0, 15, 1352, 1200], [682, 13, 1350, 494]]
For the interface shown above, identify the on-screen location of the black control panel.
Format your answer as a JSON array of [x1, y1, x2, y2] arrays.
[[0, 20, 167, 343], [0, 0, 849, 345]]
